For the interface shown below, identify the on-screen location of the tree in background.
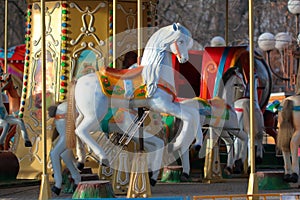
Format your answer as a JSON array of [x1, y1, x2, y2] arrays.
[[0, 1, 27, 48]]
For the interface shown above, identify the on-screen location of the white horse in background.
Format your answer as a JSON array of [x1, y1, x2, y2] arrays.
[[48, 102, 165, 195], [48, 102, 81, 196], [0, 72, 32, 149], [170, 67, 249, 179], [233, 71, 265, 173], [65, 23, 200, 169], [277, 95, 300, 183]]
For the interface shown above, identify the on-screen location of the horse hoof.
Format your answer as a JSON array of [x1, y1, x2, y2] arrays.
[[224, 167, 233, 175], [77, 162, 85, 171], [51, 185, 61, 196], [233, 159, 243, 174], [73, 184, 78, 192], [289, 173, 298, 183], [180, 172, 190, 182], [101, 158, 110, 167], [283, 174, 291, 182], [255, 156, 263, 165], [25, 141, 32, 147], [193, 144, 201, 152], [150, 178, 157, 186]]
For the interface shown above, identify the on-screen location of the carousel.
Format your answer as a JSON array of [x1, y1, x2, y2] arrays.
[[1, 0, 300, 200]]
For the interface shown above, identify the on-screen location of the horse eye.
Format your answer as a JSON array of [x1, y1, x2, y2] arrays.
[[178, 40, 184, 45]]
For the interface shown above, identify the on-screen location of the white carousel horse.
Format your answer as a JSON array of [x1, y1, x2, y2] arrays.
[[233, 71, 265, 173], [178, 68, 249, 177], [0, 72, 32, 149], [48, 102, 81, 196], [178, 97, 239, 177], [48, 102, 164, 195], [277, 95, 300, 183], [65, 23, 200, 170]]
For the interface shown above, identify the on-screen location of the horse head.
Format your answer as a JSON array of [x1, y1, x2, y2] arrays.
[[169, 23, 193, 63], [0, 72, 11, 91], [0, 73, 22, 98], [216, 66, 246, 105]]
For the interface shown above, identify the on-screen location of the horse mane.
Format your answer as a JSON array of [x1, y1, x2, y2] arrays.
[[277, 99, 294, 152], [141, 23, 192, 91], [10, 74, 23, 97]]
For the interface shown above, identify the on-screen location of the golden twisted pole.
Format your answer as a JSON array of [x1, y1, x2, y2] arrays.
[[39, 0, 51, 199], [247, 0, 258, 196]]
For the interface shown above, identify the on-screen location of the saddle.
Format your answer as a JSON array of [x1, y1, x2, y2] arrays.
[[96, 67, 176, 100], [100, 66, 143, 80]]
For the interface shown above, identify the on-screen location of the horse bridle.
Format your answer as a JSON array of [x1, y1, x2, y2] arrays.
[[173, 41, 182, 59]]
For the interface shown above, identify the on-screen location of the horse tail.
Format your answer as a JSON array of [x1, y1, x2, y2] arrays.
[[66, 80, 76, 149], [277, 99, 294, 152]]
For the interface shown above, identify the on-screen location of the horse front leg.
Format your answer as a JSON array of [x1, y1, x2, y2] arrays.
[[143, 132, 164, 186], [220, 130, 234, 175]]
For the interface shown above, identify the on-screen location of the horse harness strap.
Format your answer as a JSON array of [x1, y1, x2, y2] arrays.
[[55, 114, 66, 120], [173, 41, 181, 59], [278, 105, 300, 112]]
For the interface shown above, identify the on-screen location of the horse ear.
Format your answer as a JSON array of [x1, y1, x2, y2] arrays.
[[172, 23, 180, 31]]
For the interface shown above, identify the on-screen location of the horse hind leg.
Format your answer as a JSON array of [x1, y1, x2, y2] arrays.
[[290, 130, 300, 182], [282, 150, 292, 181], [61, 149, 81, 189], [0, 120, 10, 149], [220, 131, 234, 175]]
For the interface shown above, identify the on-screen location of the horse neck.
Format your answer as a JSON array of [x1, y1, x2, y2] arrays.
[[141, 48, 175, 88], [218, 76, 244, 107], [244, 77, 259, 104], [3, 82, 21, 114]]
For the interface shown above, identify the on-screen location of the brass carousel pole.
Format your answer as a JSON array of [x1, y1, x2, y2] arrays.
[[113, 0, 116, 68], [225, 0, 229, 46], [127, 0, 151, 197], [137, 0, 142, 64], [247, 0, 258, 196], [38, 0, 51, 199], [4, 0, 8, 73]]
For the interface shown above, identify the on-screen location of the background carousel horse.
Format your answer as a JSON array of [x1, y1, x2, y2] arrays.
[[213, 66, 249, 174], [178, 96, 245, 177], [65, 23, 200, 171], [0, 72, 32, 150], [277, 95, 300, 183], [233, 70, 265, 173], [48, 101, 165, 195], [170, 67, 249, 178], [48, 102, 81, 196]]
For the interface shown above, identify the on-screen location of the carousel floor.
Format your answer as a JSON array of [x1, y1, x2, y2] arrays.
[[0, 176, 299, 199]]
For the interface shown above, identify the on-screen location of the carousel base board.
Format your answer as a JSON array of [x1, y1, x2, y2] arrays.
[[0, 179, 40, 188], [257, 170, 291, 190]]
